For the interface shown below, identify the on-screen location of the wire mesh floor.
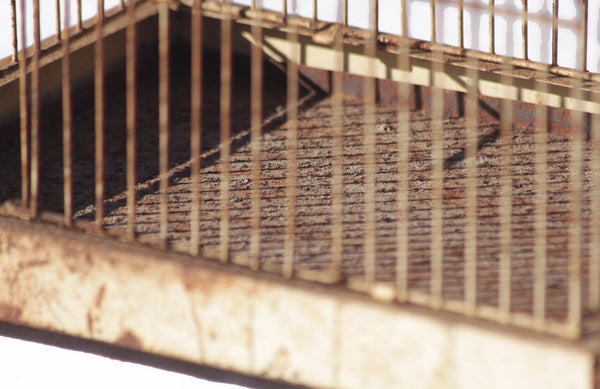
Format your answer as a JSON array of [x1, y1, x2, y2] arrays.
[[1, 47, 598, 333]]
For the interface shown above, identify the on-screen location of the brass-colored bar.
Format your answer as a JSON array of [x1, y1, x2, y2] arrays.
[[430, 59, 444, 308], [62, 0, 73, 227], [343, 0, 348, 27], [488, 0, 494, 53], [11, 0, 18, 62], [430, 0, 436, 43], [95, 0, 105, 228], [126, 0, 137, 240], [464, 59, 478, 315], [283, 24, 299, 279], [249, 9, 263, 271], [364, 1, 377, 285], [55, 0, 61, 40], [31, 0, 41, 216], [551, 0, 558, 65], [568, 79, 583, 338], [533, 68, 549, 327], [580, 0, 588, 71], [159, 0, 170, 248], [457, 0, 463, 48], [312, 0, 317, 25], [396, 39, 410, 301], [330, 27, 344, 279], [401, 0, 407, 37], [76, 0, 82, 32], [282, 0, 287, 19], [521, 0, 528, 59], [18, 0, 28, 207], [220, 2, 232, 263], [498, 57, 514, 321], [190, 0, 203, 256]]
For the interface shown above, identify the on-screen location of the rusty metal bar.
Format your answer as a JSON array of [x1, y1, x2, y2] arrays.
[[430, 0, 436, 43], [464, 59, 478, 315], [364, 0, 378, 284], [430, 60, 444, 308], [498, 57, 514, 321], [457, 0, 463, 48], [343, 0, 348, 27], [18, 0, 28, 207], [95, 0, 105, 228], [533, 69, 549, 327], [521, 0, 528, 59], [220, 1, 232, 263], [312, 0, 317, 25], [158, 0, 170, 249], [190, 0, 203, 256], [249, 7, 263, 271], [580, 0, 588, 72], [55, 0, 62, 41], [551, 0, 558, 65], [31, 0, 41, 216], [62, 0, 73, 227], [11, 0, 18, 62], [283, 23, 299, 279], [330, 26, 344, 279], [126, 0, 137, 240], [568, 78, 583, 338], [488, 0, 494, 53], [76, 0, 83, 31], [396, 38, 410, 301]]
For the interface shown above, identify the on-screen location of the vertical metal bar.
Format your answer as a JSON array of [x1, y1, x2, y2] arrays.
[[343, 0, 348, 27], [580, 0, 588, 71], [31, 0, 41, 216], [95, 0, 105, 229], [568, 79, 583, 338], [364, 0, 378, 284], [430, 63, 444, 307], [401, 0, 407, 37], [457, 0, 463, 48], [330, 25, 344, 279], [120, 0, 125, 10], [312, 0, 317, 25], [283, 23, 299, 278], [159, 0, 170, 248], [430, 0, 436, 42], [396, 26, 410, 301], [62, 0, 73, 227], [56, 0, 61, 41], [590, 94, 600, 311], [18, 0, 29, 207], [464, 60, 478, 315], [282, 0, 287, 19], [220, 1, 232, 263], [126, 0, 137, 240], [533, 70, 549, 327], [250, 7, 263, 270], [498, 57, 514, 321], [551, 0, 558, 65], [76, 0, 82, 32], [190, 0, 203, 255], [488, 0, 495, 53], [521, 0, 528, 59], [11, 0, 18, 62]]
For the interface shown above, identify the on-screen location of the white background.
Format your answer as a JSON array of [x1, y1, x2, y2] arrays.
[[0, 0, 597, 387]]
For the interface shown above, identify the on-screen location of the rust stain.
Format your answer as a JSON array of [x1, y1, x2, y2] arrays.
[[0, 304, 23, 321], [115, 329, 142, 349], [95, 284, 106, 308], [87, 312, 94, 334]]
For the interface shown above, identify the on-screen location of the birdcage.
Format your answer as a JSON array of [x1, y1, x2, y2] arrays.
[[1, 0, 599, 387]]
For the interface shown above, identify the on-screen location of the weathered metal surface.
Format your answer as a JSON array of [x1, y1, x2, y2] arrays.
[[0, 216, 595, 388]]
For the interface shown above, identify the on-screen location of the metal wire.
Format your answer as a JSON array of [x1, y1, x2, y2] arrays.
[[62, 0, 73, 227], [18, 0, 28, 207], [126, 0, 137, 240], [250, 6, 263, 270], [30, 0, 41, 216], [95, 0, 105, 229], [190, 0, 203, 256], [158, 0, 170, 249], [220, 1, 232, 263]]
